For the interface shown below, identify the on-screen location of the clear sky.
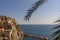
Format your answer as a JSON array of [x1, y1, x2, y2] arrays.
[[0, 0, 60, 24]]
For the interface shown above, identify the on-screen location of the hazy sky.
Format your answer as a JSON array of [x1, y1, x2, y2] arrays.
[[0, 0, 60, 24]]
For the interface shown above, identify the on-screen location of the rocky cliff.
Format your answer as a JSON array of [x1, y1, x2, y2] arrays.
[[0, 15, 49, 40], [10, 24, 24, 40], [0, 15, 24, 40]]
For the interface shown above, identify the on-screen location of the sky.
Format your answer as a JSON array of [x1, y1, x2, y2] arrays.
[[0, 0, 60, 24]]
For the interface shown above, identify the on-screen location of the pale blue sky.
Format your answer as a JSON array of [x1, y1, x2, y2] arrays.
[[0, 0, 60, 24]]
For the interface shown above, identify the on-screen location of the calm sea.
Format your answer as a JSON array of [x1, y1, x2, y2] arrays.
[[20, 25, 56, 40]]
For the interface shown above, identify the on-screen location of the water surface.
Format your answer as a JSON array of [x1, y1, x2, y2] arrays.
[[20, 25, 56, 40]]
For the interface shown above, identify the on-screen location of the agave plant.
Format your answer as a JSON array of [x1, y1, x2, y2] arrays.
[[51, 19, 60, 40], [24, 0, 46, 21]]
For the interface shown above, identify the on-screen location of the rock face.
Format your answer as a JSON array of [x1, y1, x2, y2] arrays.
[[11, 25, 24, 40], [0, 15, 24, 40], [0, 15, 49, 40]]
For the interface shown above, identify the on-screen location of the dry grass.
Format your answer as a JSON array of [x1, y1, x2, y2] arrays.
[[0, 37, 3, 40]]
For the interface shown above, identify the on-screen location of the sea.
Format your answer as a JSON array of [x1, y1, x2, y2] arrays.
[[20, 25, 57, 40]]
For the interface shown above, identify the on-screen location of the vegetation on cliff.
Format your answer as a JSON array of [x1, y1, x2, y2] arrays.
[[0, 15, 24, 40]]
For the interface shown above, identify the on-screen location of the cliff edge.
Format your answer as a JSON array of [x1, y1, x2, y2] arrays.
[[0, 15, 24, 40], [0, 15, 49, 40]]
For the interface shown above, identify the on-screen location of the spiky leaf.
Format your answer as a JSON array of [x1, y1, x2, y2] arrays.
[[51, 25, 60, 30], [51, 30, 60, 37], [24, 0, 46, 21], [54, 19, 60, 23]]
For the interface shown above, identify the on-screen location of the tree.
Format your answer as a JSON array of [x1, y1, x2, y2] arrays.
[[51, 19, 60, 40], [24, 0, 46, 21]]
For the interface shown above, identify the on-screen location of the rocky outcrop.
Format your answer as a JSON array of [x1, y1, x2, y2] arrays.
[[0, 15, 24, 40], [0, 15, 49, 40], [24, 33, 49, 40], [10, 25, 24, 40]]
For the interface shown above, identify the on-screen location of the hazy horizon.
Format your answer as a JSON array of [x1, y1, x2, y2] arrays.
[[0, 0, 60, 24]]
